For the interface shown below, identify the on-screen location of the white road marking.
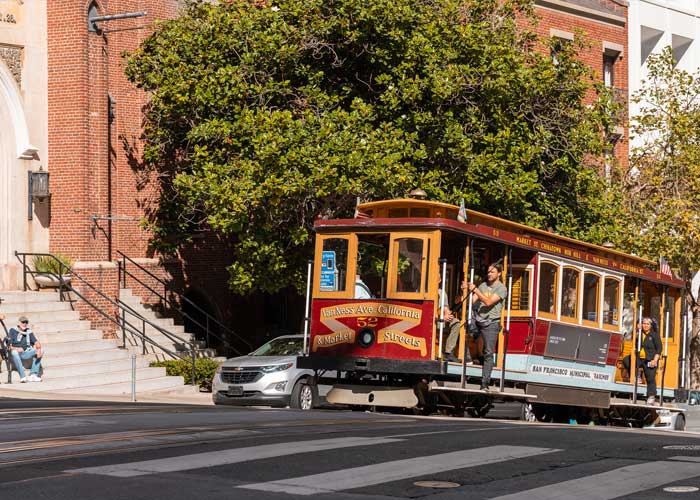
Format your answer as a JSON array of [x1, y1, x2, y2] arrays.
[[488, 460, 700, 500], [386, 426, 517, 438], [67, 436, 402, 477], [239, 445, 559, 495], [669, 456, 700, 462]]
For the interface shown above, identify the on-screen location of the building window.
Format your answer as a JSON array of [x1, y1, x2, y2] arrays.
[[550, 29, 573, 66], [603, 54, 616, 87]]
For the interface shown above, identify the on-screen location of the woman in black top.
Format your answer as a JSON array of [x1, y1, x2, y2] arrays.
[[622, 317, 663, 405]]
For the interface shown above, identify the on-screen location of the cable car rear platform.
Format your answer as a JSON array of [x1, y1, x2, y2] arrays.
[[610, 398, 686, 413], [429, 380, 538, 402]]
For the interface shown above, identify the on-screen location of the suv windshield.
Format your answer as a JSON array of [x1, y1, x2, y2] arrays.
[[251, 337, 303, 356]]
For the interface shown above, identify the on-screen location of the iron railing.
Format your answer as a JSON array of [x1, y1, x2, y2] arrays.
[[15, 251, 196, 386], [116, 250, 251, 356]]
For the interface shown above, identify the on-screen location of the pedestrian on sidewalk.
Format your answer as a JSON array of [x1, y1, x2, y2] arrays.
[[7, 316, 43, 383]]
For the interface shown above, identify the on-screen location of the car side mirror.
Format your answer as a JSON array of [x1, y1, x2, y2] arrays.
[[690, 398, 698, 406]]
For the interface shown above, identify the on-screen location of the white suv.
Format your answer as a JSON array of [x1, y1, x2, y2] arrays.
[[212, 335, 326, 410]]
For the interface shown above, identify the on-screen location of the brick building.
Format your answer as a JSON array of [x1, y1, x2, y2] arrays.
[[533, 0, 629, 173]]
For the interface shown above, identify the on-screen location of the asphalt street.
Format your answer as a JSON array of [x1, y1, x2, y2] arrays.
[[0, 399, 698, 500]]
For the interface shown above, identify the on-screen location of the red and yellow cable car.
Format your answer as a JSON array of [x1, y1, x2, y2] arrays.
[[297, 193, 687, 429]]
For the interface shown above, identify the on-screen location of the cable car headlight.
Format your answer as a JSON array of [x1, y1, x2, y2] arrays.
[[357, 328, 375, 348]]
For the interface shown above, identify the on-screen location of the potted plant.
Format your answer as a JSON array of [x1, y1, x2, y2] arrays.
[[32, 253, 73, 288]]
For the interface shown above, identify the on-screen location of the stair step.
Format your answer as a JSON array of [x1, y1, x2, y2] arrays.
[[39, 357, 151, 377], [10, 367, 170, 391], [52, 375, 187, 395], [0, 301, 72, 314], [0, 291, 61, 304], [35, 330, 105, 343], [2, 310, 82, 325], [27, 320, 92, 334], [43, 339, 119, 356], [42, 347, 132, 366]]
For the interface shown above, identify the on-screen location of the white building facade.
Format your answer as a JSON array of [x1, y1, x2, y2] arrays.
[[0, 0, 49, 289], [629, 0, 700, 115]]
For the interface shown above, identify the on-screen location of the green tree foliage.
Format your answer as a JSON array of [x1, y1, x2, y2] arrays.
[[617, 47, 700, 387], [126, 0, 620, 294]]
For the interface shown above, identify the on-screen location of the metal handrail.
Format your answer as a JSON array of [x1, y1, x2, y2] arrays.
[[15, 251, 197, 386], [116, 250, 252, 355]]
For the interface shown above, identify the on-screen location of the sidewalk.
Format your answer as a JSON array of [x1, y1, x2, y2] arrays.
[[0, 384, 215, 406]]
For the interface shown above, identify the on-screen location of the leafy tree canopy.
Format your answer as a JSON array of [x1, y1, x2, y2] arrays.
[[617, 47, 700, 283], [126, 0, 621, 294], [615, 47, 700, 387]]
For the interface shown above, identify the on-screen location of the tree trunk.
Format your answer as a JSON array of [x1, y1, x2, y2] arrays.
[[690, 305, 700, 389]]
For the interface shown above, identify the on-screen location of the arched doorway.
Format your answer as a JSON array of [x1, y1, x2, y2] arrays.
[[0, 60, 38, 289]]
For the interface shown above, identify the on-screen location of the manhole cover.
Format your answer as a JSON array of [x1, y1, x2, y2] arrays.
[[663, 445, 700, 450], [414, 481, 460, 489], [663, 486, 699, 493]]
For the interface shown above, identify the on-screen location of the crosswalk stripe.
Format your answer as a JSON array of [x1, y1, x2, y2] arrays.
[[669, 456, 700, 463], [239, 445, 559, 496], [67, 436, 403, 477], [488, 460, 700, 500]]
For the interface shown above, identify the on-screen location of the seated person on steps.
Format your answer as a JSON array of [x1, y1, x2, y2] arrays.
[[7, 316, 43, 383]]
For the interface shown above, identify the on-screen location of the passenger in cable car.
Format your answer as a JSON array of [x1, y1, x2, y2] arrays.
[[354, 274, 373, 299], [439, 272, 467, 364], [621, 317, 662, 405], [464, 263, 507, 391]]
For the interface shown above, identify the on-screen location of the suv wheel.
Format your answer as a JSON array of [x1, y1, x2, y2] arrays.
[[291, 380, 318, 410]]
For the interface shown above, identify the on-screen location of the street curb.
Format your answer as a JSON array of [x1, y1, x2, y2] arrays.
[[0, 387, 215, 406]]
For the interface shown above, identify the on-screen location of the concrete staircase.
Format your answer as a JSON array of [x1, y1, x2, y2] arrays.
[[0, 290, 186, 394], [118, 288, 199, 362]]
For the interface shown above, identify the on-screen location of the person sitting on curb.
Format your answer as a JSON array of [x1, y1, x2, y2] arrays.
[[7, 316, 43, 382]]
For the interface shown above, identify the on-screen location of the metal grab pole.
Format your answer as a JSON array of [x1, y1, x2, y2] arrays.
[[660, 296, 670, 407], [500, 247, 513, 392], [302, 260, 313, 355], [461, 240, 474, 388], [191, 344, 197, 388], [680, 292, 688, 390], [632, 281, 642, 404], [131, 353, 137, 402], [438, 258, 447, 360]]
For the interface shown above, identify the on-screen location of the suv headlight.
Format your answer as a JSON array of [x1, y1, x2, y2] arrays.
[[260, 362, 294, 373]]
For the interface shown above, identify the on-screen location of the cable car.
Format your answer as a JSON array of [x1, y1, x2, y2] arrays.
[[297, 192, 687, 429]]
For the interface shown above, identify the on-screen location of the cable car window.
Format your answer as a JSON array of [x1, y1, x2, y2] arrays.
[[510, 268, 531, 312], [582, 272, 600, 324], [602, 277, 620, 327], [320, 238, 348, 292], [394, 238, 424, 293], [410, 208, 430, 217], [388, 208, 409, 218], [538, 262, 558, 316], [665, 291, 677, 339], [357, 233, 390, 299], [622, 280, 635, 340], [560, 267, 580, 320]]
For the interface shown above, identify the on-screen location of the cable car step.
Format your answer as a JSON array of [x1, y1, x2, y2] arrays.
[[430, 381, 537, 401]]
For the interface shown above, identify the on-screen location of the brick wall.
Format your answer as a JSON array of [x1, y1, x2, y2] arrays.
[[531, 0, 629, 167], [48, 1, 179, 262], [70, 262, 120, 338]]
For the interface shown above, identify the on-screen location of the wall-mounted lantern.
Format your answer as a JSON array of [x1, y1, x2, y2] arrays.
[[28, 166, 50, 220]]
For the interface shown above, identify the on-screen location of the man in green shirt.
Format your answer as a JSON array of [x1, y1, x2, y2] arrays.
[[465, 263, 507, 391]]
